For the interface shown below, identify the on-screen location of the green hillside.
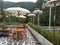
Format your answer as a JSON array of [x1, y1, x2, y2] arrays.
[[3, 1, 35, 11]]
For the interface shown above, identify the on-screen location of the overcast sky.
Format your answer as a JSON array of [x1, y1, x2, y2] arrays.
[[45, 0, 57, 1], [3, 0, 37, 3]]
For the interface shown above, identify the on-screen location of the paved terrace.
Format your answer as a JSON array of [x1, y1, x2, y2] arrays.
[[0, 28, 40, 45]]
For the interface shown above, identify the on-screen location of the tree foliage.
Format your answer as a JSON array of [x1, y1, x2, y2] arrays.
[[34, 0, 60, 26], [1, 0, 60, 26]]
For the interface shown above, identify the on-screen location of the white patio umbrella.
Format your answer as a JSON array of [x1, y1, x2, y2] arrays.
[[42, 1, 60, 45], [6, 7, 30, 23], [28, 14, 36, 24], [16, 15, 26, 18], [6, 7, 30, 16], [42, 1, 60, 30], [33, 8, 43, 26], [28, 14, 36, 16], [16, 15, 26, 24], [33, 9, 43, 14], [44, 1, 60, 7]]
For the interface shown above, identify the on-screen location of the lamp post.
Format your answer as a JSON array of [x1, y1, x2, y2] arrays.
[[33, 8, 43, 26]]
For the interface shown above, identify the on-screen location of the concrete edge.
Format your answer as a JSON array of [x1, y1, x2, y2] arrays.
[[26, 24, 53, 45]]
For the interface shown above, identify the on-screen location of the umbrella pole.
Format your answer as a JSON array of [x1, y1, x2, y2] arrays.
[[34, 16, 35, 24], [18, 11, 20, 24], [52, 2, 56, 45], [33, 16, 34, 24], [18, 16, 20, 23], [31, 16, 32, 23], [38, 14, 40, 26], [49, 7, 52, 30], [29, 17, 31, 22]]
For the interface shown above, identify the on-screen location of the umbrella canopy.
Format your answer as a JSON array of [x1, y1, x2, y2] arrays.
[[43, 1, 60, 7], [33, 9, 43, 14], [28, 14, 36, 16], [6, 7, 30, 16], [16, 15, 26, 18]]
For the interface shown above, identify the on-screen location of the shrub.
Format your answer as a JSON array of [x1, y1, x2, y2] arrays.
[[28, 23, 60, 45]]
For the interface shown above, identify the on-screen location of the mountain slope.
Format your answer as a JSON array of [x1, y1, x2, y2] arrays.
[[3, 1, 35, 11]]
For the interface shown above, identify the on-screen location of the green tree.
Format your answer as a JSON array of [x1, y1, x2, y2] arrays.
[[0, 0, 7, 29]]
